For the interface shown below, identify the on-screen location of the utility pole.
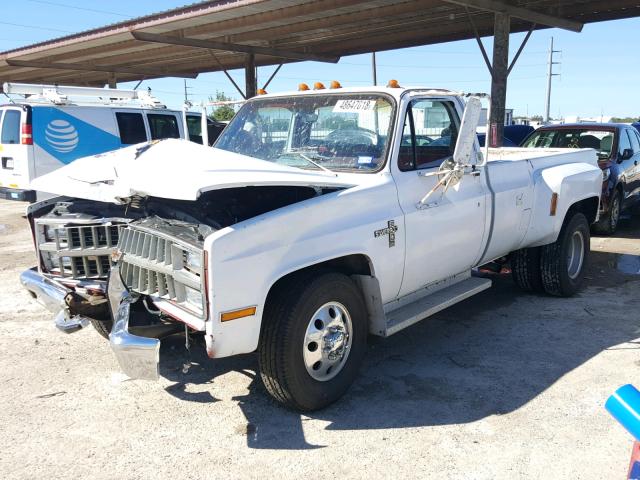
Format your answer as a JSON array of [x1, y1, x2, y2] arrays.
[[183, 79, 192, 104], [371, 52, 377, 86], [544, 37, 560, 123]]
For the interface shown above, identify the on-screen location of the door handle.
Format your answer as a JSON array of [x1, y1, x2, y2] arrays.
[[1, 157, 13, 170], [416, 201, 438, 210]]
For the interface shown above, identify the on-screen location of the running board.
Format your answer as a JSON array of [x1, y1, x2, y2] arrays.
[[384, 277, 492, 336]]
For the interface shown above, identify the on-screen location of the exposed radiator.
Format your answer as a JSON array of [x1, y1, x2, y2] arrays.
[[36, 220, 125, 280], [117, 226, 204, 317]]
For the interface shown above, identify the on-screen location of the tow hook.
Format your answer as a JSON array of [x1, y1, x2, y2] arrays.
[[54, 307, 90, 333]]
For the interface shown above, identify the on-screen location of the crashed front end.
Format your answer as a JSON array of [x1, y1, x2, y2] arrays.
[[21, 138, 356, 381], [21, 199, 132, 332], [107, 218, 207, 380]]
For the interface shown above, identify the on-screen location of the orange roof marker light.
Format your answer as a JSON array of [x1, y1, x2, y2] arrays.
[[387, 79, 401, 88], [330, 80, 342, 89], [313, 82, 325, 90], [298, 83, 310, 91], [256, 88, 267, 95]]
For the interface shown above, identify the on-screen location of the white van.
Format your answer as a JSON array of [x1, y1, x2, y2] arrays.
[[0, 83, 225, 202]]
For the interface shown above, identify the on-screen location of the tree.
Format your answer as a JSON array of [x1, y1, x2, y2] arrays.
[[611, 116, 639, 123], [530, 115, 543, 122], [209, 91, 236, 121]]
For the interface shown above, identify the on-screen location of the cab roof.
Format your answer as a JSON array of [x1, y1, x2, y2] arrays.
[[252, 86, 468, 102]]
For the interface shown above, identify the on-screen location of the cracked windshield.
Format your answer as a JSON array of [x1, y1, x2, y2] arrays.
[[215, 94, 395, 172]]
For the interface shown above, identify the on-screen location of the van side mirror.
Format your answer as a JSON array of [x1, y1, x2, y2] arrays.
[[453, 96, 482, 165], [621, 148, 634, 161]]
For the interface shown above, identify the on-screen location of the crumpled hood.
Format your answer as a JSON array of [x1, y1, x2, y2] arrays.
[[31, 139, 357, 203]]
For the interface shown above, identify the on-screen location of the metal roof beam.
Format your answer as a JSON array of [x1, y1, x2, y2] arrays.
[[5, 59, 199, 78], [131, 31, 340, 63], [444, 0, 583, 32]]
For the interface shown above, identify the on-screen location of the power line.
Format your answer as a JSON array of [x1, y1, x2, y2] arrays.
[[23, 0, 132, 17], [0, 21, 73, 33]]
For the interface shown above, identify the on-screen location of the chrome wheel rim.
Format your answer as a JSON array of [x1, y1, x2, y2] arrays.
[[567, 230, 585, 280], [302, 301, 352, 382]]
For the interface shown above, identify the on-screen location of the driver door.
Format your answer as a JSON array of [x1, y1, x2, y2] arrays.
[[392, 97, 488, 297]]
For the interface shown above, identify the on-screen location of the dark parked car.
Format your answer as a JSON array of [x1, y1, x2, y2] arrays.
[[522, 123, 640, 234], [633, 122, 640, 134], [476, 133, 517, 147], [477, 124, 534, 147]]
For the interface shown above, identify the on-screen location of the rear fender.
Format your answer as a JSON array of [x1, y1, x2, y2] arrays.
[[523, 162, 601, 247]]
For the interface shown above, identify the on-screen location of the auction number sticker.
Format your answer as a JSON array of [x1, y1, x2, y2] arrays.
[[333, 99, 376, 113]]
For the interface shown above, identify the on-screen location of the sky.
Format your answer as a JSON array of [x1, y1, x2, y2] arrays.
[[1, 0, 639, 119]]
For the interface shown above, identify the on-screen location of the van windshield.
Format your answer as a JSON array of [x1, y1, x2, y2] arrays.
[[215, 94, 395, 172]]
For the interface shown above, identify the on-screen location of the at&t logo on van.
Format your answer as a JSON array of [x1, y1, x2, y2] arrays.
[[45, 119, 79, 153], [32, 107, 121, 164]]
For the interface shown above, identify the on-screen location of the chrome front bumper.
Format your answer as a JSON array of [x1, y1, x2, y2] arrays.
[[107, 264, 160, 381], [20, 268, 90, 332]]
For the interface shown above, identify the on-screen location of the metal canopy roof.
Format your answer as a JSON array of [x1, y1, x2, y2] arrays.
[[0, 0, 638, 87]]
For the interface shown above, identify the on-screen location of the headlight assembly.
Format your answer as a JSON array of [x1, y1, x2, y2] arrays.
[[184, 250, 203, 274], [43, 225, 67, 243], [184, 286, 204, 314]]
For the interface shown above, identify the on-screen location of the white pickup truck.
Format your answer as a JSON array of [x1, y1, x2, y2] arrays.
[[22, 85, 602, 410]]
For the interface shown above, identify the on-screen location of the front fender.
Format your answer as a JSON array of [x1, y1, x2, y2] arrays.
[[523, 161, 602, 247], [203, 178, 404, 358]]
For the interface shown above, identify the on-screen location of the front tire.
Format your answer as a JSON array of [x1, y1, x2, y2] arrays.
[[90, 318, 112, 340], [540, 212, 590, 297], [258, 272, 367, 411], [594, 190, 621, 235]]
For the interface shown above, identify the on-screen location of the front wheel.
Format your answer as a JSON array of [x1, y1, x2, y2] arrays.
[[90, 318, 112, 340], [540, 212, 590, 297], [258, 272, 367, 411], [593, 190, 621, 235]]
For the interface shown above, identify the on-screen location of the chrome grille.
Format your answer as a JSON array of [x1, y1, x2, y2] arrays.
[[118, 226, 204, 316], [36, 220, 126, 280]]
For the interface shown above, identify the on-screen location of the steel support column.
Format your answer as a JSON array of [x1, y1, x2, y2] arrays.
[[489, 13, 510, 147], [245, 54, 257, 99]]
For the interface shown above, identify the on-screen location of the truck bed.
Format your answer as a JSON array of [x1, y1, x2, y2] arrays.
[[487, 147, 598, 168]]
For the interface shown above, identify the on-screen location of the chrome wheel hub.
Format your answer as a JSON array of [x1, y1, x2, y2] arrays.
[[303, 302, 352, 382], [567, 230, 585, 280]]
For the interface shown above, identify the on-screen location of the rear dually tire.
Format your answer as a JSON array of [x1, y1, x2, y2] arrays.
[[540, 212, 590, 297]]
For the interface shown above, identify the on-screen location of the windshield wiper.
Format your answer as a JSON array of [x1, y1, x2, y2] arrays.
[[281, 151, 337, 176]]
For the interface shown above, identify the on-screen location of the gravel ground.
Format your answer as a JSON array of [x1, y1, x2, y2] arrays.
[[1, 198, 639, 480]]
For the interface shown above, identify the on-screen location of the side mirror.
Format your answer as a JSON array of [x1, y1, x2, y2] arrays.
[[621, 148, 634, 161], [453, 96, 482, 165]]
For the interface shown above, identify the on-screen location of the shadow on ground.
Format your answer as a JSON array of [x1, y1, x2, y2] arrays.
[[157, 219, 640, 450]]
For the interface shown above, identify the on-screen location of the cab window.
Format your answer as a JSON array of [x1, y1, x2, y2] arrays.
[[618, 128, 632, 156], [627, 129, 640, 153], [116, 112, 147, 144], [1, 110, 21, 144], [398, 100, 459, 171], [186, 115, 203, 144], [147, 114, 179, 140]]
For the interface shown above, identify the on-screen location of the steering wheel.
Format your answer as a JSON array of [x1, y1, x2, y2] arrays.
[[326, 127, 377, 146], [232, 129, 261, 155]]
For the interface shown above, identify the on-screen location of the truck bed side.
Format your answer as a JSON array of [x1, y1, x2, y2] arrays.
[[481, 148, 601, 262]]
